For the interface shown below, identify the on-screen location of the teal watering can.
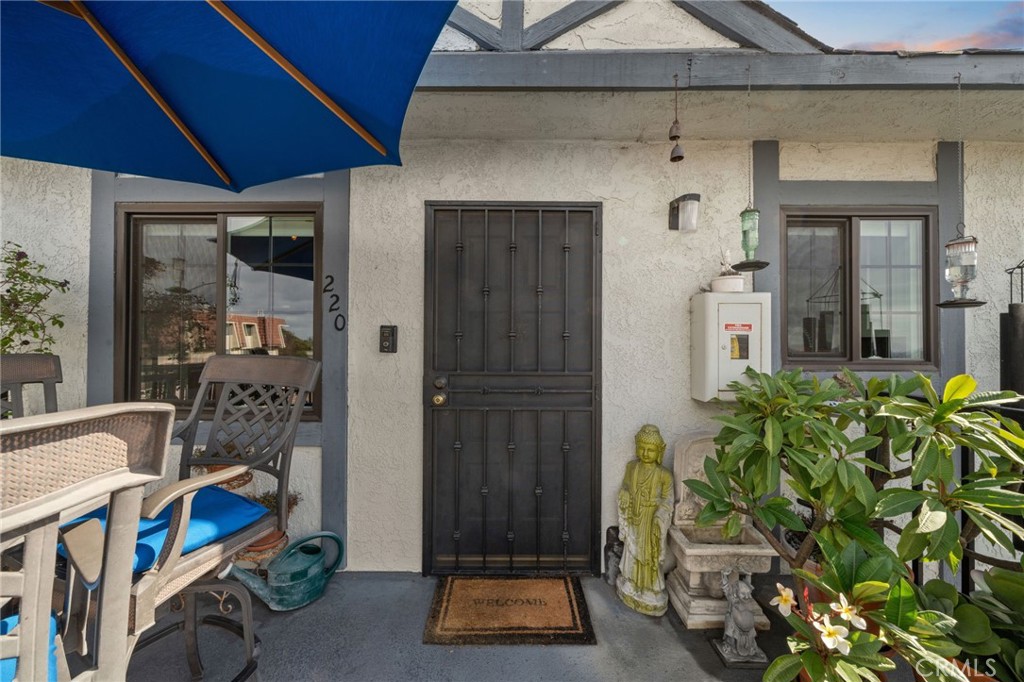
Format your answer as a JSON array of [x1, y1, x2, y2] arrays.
[[229, 532, 343, 611]]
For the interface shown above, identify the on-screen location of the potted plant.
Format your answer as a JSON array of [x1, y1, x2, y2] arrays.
[[684, 368, 1024, 682], [1, 241, 69, 353]]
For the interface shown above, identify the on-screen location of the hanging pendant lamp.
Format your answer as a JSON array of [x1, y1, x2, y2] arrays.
[[938, 73, 986, 308]]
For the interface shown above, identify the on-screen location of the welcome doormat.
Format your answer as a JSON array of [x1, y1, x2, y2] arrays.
[[423, 575, 596, 645]]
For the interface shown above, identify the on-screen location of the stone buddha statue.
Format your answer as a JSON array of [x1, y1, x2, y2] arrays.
[[616, 424, 675, 616]]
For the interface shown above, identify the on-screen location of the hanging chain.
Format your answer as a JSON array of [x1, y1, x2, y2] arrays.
[[746, 65, 753, 209], [955, 73, 965, 236], [673, 73, 679, 120]]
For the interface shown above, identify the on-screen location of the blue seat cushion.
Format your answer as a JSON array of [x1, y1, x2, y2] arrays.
[[0, 613, 58, 682], [69, 486, 269, 573]]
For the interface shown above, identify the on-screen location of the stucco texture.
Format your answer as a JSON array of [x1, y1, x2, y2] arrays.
[[780, 142, 936, 182], [542, 0, 738, 50], [347, 139, 749, 570], [0, 158, 92, 413], [964, 142, 1024, 392]]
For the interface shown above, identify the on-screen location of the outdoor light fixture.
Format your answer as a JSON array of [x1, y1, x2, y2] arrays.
[[669, 193, 700, 232], [732, 67, 768, 272], [669, 73, 684, 162], [938, 74, 986, 308]]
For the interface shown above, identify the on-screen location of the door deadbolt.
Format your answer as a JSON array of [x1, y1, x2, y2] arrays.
[[431, 394, 447, 406], [433, 376, 448, 389]]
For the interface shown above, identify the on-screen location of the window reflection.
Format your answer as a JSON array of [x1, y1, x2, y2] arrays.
[[226, 216, 315, 359]]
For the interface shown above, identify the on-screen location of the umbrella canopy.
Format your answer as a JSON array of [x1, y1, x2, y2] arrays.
[[1, 0, 455, 191]]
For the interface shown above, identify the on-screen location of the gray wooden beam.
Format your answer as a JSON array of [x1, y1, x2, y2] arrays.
[[446, 6, 502, 52], [501, 0, 523, 51], [673, 1, 822, 54], [522, 1, 625, 51], [419, 51, 1024, 90]]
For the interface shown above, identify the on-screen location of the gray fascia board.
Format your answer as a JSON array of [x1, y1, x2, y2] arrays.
[[446, 6, 502, 51], [419, 51, 1024, 90], [673, 1, 821, 54], [522, 1, 625, 51]]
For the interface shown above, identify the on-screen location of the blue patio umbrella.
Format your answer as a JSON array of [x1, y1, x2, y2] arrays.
[[1, 0, 455, 191]]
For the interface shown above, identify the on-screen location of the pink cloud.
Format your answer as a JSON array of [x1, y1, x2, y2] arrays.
[[845, 6, 1023, 51]]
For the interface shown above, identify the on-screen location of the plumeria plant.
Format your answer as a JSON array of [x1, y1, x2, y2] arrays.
[[684, 368, 1024, 682], [1, 241, 69, 353]]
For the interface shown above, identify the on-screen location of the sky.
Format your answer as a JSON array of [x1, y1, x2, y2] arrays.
[[765, 1, 1023, 51]]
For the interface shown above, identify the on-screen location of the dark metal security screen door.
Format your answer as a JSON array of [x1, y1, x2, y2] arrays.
[[424, 202, 602, 575]]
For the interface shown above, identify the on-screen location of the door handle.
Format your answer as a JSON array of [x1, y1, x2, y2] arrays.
[[431, 393, 447, 406]]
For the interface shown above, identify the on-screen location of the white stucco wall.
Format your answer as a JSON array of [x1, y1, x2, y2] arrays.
[[964, 142, 1024, 392], [542, 0, 739, 50], [347, 139, 750, 571], [0, 158, 92, 413], [780, 142, 937, 182]]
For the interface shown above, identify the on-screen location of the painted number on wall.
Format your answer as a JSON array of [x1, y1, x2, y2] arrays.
[[323, 275, 346, 331]]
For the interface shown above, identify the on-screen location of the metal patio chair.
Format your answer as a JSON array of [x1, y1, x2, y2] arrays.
[[0, 354, 63, 419], [0, 402, 174, 682], [125, 354, 321, 681]]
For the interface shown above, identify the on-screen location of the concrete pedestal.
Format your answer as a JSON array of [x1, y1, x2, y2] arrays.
[[667, 526, 774, 630]]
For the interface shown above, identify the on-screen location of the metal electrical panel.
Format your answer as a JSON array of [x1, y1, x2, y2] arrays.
[[691, 292, 772, 401]]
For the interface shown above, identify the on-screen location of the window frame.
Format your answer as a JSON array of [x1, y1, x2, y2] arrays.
[[780, 205, 939, 372], [114, 202, 324, 418]]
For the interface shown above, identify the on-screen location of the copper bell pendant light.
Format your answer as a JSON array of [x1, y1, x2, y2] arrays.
[[669, 74, 684, 162], [938, 73, 986, 308]]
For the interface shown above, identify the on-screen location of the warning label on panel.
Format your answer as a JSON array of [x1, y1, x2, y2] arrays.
[[724, 323, 753, 332]]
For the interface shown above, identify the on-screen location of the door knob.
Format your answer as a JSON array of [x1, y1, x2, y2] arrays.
[[433, 376, 448, 389], [431, 394, 447, 406]]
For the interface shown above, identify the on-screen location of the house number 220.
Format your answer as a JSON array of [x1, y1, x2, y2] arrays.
[[322, 275, 346, 331]]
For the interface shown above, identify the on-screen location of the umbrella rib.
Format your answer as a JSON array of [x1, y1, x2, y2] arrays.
[[205, 0, 388, 157], [66, 0, 233, 188]]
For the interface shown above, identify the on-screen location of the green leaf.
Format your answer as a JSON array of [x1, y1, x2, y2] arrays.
[[682, 479, 722, 502], [943, 374, 977, 403], [765, 416, 782, 456], [875, 489, 925, 518], [696, 504, 731, 527], [920, 375, 940, 407], [800, 650, 826, 681], [962, 508, 1017, 555], [918, 499, 948, 534], [834, 660, 861, 682], [854, 558, 894, 585], [848, 435, 883, 455], [912, 438, 939, 486], [952, 603, 994, 644], [763, 654, 805, 682], [752, 506, 777, 530], [852, 580, 891, 603], [884, 578, 917, 630], [897, 517, 930, 563], [773, 506, 808, 532], [723, 513, 741, 539]]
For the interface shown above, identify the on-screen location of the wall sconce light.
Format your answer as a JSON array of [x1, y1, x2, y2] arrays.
[[669, 193, 700, 232]]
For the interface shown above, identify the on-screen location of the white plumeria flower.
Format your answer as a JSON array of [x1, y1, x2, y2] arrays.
[[814, 616, 851, 655], [830, 593, 867, 630], [770, 583, 797, 617]]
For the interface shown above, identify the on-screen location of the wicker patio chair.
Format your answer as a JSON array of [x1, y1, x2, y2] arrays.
[[0, 402, 174, 682], [124, 354, 321, 680], [0, 354, 63, 418]]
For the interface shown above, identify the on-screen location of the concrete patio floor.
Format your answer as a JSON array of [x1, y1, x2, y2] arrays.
[[128, 572, 920, 682], [127, 572, 797, 682]]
